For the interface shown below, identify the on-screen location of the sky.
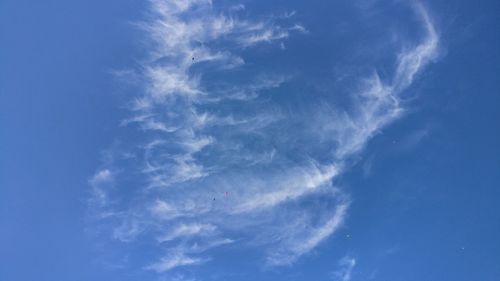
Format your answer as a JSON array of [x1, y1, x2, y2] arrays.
[[1, 0, 499, 281]]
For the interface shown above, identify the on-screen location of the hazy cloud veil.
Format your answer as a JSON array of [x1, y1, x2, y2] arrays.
[[89, 0, 439, 276]]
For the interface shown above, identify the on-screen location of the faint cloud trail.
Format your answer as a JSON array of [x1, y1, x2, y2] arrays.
[[332, 256, 357, 281]]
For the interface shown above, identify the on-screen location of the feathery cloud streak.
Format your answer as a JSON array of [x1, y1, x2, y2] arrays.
[[90, 0, 439, 274]]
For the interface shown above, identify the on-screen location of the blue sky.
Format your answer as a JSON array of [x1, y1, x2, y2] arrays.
[[1, 0, 499, 280]]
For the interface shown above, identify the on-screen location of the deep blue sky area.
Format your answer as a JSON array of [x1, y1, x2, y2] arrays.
[[1, 1, 499, 281]]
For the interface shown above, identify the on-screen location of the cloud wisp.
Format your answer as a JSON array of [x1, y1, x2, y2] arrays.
[[89, 0, 439, 275], [332, 256, 357, 281]]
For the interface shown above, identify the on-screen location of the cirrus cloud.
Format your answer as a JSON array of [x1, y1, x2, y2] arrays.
[[89, 0, 440, 276]]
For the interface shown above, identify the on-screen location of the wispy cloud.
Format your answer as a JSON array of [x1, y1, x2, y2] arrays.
[[234, 163, 340, 213], [158, 223, 217, 242], [145, 250, 208, 273], [90, 0, 440, 275], [332, 256, 357, 281], [311, 3, 439, 161], [88, 169, 113, 207], [267, 201, 350, 266]]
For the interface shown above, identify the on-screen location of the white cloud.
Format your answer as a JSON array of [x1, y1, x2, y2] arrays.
[[145, 66, 201, 100], [393, 3, 439, 92], [267, 201, 350, 266], [112, 216, 144, 242], [332, 256, 357, 281], [146, 251, 207, 273], [234, 163, 340, 213], [319, 3, 439, 159], [293, 203, 349, 256], [238, 29, 289, 47], [90, 169, 113, 184], [150, 200, 180, 219], [90, 0, 440, 275], [158, 223, 217, 242], [88, 169, 113, 207]]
